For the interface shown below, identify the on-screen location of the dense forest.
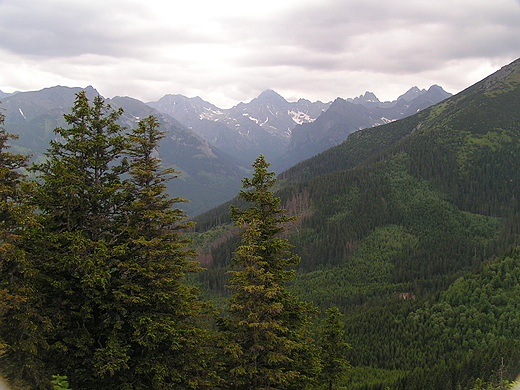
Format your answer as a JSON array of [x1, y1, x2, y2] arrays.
[[2, 58, 520, 390]]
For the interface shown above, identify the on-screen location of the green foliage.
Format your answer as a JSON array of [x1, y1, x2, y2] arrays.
[[410, 247, 520, 354], [284, 154, 500, 315], [218, 155, 319, 389], [51, 375, 72, 390], [98, 115, 217, 390], [350, 249, 520, 390], [21, 91, 130, 387], [469, 377, 519, 390], [397, 338, 520, 390], [0, 109, 50, 388], [345, 366, 407, 390], [318, 307, 351, 390], [289, 224, 418, 309]]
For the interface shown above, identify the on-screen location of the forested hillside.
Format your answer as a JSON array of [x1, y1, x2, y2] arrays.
[[192, 58, 520, 389]]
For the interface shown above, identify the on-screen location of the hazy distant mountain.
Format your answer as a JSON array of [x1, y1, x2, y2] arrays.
[[394, 84, 452, 115], [346, 85, 451, 109], [1, 86, 245, 216], [346, 91, 389, 107], [226, 89, 329, 139], [1, 85, 100, 157], [148, 90, 330, 164], [0, 90, 14, 99], [148, 93, 283, 164], [149, 87, 451, 172]]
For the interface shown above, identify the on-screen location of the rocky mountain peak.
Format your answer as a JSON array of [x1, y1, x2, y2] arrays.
[[255, 89, 287, 104], [347, 91, 381, 105], [397, 86, 425, 102]]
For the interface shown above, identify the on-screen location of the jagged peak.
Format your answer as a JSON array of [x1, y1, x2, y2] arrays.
[[157, 93, 192, 102], [427, 84, 442, 91], [152, 93, 218, 110], [347, 91, 380, 105], [255, 89, 287, 103], [360, 91, 380, 102], [397, 86, 426, 102]]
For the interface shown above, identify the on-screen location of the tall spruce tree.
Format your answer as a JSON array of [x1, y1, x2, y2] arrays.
[[21, 97, 214, 389], [99, 115, 218, 389], [219, 155, 318, 390], [25, 91, 130, 387], [318, 307, 351, 390]]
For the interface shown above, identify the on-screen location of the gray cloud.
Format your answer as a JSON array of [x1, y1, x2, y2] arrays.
[[0, 0, 519, 107], [234, 0, 520, 72]]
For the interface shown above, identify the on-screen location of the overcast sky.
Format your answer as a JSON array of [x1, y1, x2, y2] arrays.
[[1, 0, 519, 108]]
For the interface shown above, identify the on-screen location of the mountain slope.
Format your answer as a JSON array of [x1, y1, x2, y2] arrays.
[[0, 90, 14, 99], [109, 96, 247, 215], [277, 85, 451, 171], [192, 58, 520, 389], [1, 86, 100, 157], [279, 58, 520, 215]]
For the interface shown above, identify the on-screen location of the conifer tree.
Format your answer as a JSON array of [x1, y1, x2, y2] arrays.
[[0, 110, 49, 388], [0, 111, 30, 281], [318, 307, 351, 390], [24, 91, 130, 387], [219, 155, 317, 390], [97, 115, 218, 389], [18, 95, 216, 389], [32, 91, 128, 238]]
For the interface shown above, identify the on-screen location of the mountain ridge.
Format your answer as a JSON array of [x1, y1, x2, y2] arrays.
[[1, 86, 246, 216], [148, 86, 451, 171], [277, 85, 451, 170]]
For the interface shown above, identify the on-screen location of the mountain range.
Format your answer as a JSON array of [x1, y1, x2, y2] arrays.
[[1, 84, 449, 215], [147, 85, 451, 172], [0, 86, 245, 215]]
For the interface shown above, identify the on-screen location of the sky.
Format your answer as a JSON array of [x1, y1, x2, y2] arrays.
[[1, 0, 519, 108]]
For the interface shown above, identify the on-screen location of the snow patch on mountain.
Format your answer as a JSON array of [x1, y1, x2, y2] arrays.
[[199, 107, 224, 120], [289, 110, 315, 125]]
